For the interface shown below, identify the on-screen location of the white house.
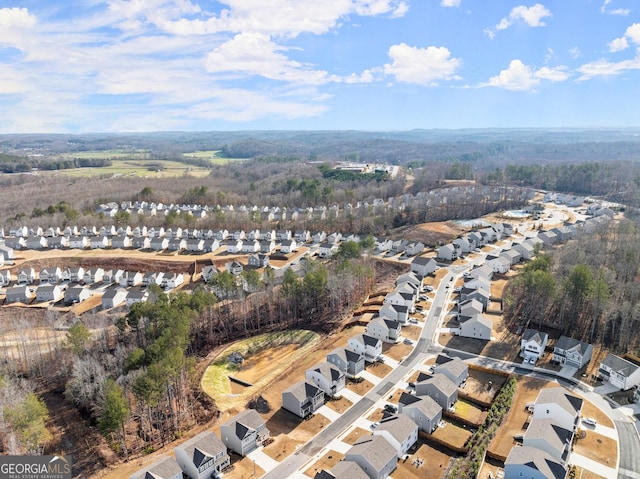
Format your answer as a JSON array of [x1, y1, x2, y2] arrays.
[[521, 329, 549, 360], [366, 316, 401, 343], [372, 413, 418, 459], [458, 313, 492, 340], [598, 353, 640, 390], [348, 334, 382, 362], [174, 431, 230, 479], [102, 288, 128, 309], [305, 362, 346, 397], [532, 387, 583, 432], [504, 446, 566, 479]]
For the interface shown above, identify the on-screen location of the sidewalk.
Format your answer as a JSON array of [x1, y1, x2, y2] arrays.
[[570, 452, 617, 478]]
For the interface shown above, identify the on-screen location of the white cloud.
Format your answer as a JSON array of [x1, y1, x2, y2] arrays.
[[205, 32, 338, 85], [495, 4, 552, 31], [0, 7, 36, 28], [601, 0, 630, 15], [608, 36, 629, 52], [484, 59, 569, 91], [441, 0, 461, 7], [607, 23, 640, 52], [383, 43, 461, 85], [577, 55, 640, 80], [569, 46, 581, 59]]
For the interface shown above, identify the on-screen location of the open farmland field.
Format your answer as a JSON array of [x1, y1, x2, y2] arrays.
[[182, 150, 247, 164], [47, 159, 213, 178], [60, 149, 152, 159]]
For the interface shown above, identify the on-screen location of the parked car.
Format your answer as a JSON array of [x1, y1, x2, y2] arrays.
[[453, 286, 462, 292], [419, 295, 429, 301], [415, 305, 424, 311], [408, 318, 418, 324], [582, 417, 597, 427], [384, 404, 398, 414], [370, 421, 380, 429], [403, 338, 413, 345], [422, 285, 434, 292]]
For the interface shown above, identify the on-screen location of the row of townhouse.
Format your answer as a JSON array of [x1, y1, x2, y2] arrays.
[[504, 387, 583, 479]]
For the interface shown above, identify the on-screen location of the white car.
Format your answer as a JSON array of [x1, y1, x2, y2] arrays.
[[582, 417, 597, 427]]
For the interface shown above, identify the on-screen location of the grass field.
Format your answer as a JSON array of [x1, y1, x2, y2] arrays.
[[48, 159, 212, 178], [200, 330, 320, 412], [183, 150, 248, 164]]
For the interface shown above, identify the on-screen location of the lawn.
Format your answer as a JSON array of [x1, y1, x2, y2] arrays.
[[49, 159, 212, 178], [342, 427, 371, 445], [346, 378, 374, 396], [324, 395, 353, 414], [451, 399, 486, 426], [573, 430, 617, 468], [395, 441, 451, 479], [431, 420, 472, 450]]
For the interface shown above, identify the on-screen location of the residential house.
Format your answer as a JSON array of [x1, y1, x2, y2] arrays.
[[378, 303, 409, 325], [404, 242, 425, 257], [294, 230, 311, 243], [112, 235, 133, 249], [305, 362, 346, 397], [366, 316, 401, 343], [348, 334, 382, 362], [232, 229, 246, 241], [84, 267, 105, 284], [521, 329, 549, 360], [415, 374, 458, 410], [259, 239, 276, 254], [468, 231, 484, 248], [319, 242, 339, 258], [201, 265, 219, 283], [533, 387, 583, 432], [551, 226, 574, 242], [26, 236, 48, 250], [453, 237, 471, 254], [69, 236, 90, 249], [143, 272, 164, 287], [0, 244, 15, 260], [174, 431, 230, 479], [327, 347, 365, 377], [0, 270, 11, 287], [372, 413, 418, 459], [281, 380, 325, 418], [186, 238, 204, 252], [4, 237, 26, 250], [90, 236, 109, 249], [64, 286, 91, 304], [39, 267, 62, 284], [203, 239, 220, 253], [131, 236, 150, 250], [130, 456, 182, 479], [162, 273, 184, 290], [104, 269, 124, 284], [248, 253, 269, 268], [523, 418, 573, 464], [433, 355, 469, 386], [126, 287, 150, 307], [458, 298, 484, 316], [395, 271, 421, 290], [410, 257, 437, 278], [246, 229, 261, 241], [504, 446, 566, 479], [226, 261, 243, 276], [390, 239, 407, 255], [280, 239, 298, 254], [167, 238, 186, 251], [102, 288, 128, 309], [313, 231, 327, 243], [501, 248, 521, 266], [213, 229, 229, 241], [220, 409, 270, 457], [17, 267, 36, 285], [513, 241, 535, 261], [598, 353, 640, 390], [150, 237, 169, 251], [120, 271, 143, 287], [485, 254, 511, 274], [463, 276, 491, 292], [437, 244, 457, 261], [398, 393, 442, 434], [226, 239, 243, 253], [241, 240, 260, 254], [383, 291, 414, 309], [460, 288, 491, 311], [344, 435, 397, 479], [552, 336, 593, 369], [5, 285, 35, 303], [538, 230, 558, 247], [375, 238, 393, 254], [63, 267, 84, 282], [277, 230, 292, 241], [458, 313, 492, 340], [36, 284, 63, 302], [313, 461, 369, 479]]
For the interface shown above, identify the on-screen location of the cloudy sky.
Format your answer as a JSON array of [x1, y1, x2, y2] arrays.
[[0, 0, 639, 132]]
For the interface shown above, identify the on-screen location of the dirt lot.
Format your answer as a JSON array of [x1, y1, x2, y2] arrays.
[[382, 341, 413, 362], [464, 368, 508, 404], [346, 377, 374, 396], [303, 450, 345, 477], [324, 396, 353, 414], [366, 360, 393, 378], [573, 429, 617, 468], [452, 398, 486, 426], [431, 419, 472, 449], [225, 453, 266, 479], [342, 427, 371, 445], [396, 441, 451, 479]]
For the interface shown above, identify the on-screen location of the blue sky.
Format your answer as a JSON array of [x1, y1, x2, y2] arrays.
[[0, 0, 639, 132]]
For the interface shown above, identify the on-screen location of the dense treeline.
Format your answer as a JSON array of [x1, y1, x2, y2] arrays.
[[504, 216, 640, 353], [0, 157, 112, 173]]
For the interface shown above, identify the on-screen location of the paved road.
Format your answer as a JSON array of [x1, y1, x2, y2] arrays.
[[616, 421, 640, 479]]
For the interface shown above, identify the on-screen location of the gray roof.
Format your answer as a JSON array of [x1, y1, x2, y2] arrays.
[[375, 413, 418, 444], [309, 362, 343, 383], [347, 435, 397, 472], [316, 461, 369, 479], [524, 418, 572, 461], [535, 387, 583, 415], [175, 431, 226, 468], [434, 356, 468, 378], [523, 328, 548, 346], [555, 336, 591, 355], [223, 409, 266, 440], [284, 380, 322, 402], [401, 394, 441, 419], [601, 353, 640, 377], [131, 456, 182, 479], [419, 374, 458, 396], [505, 446, 566, 479]]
